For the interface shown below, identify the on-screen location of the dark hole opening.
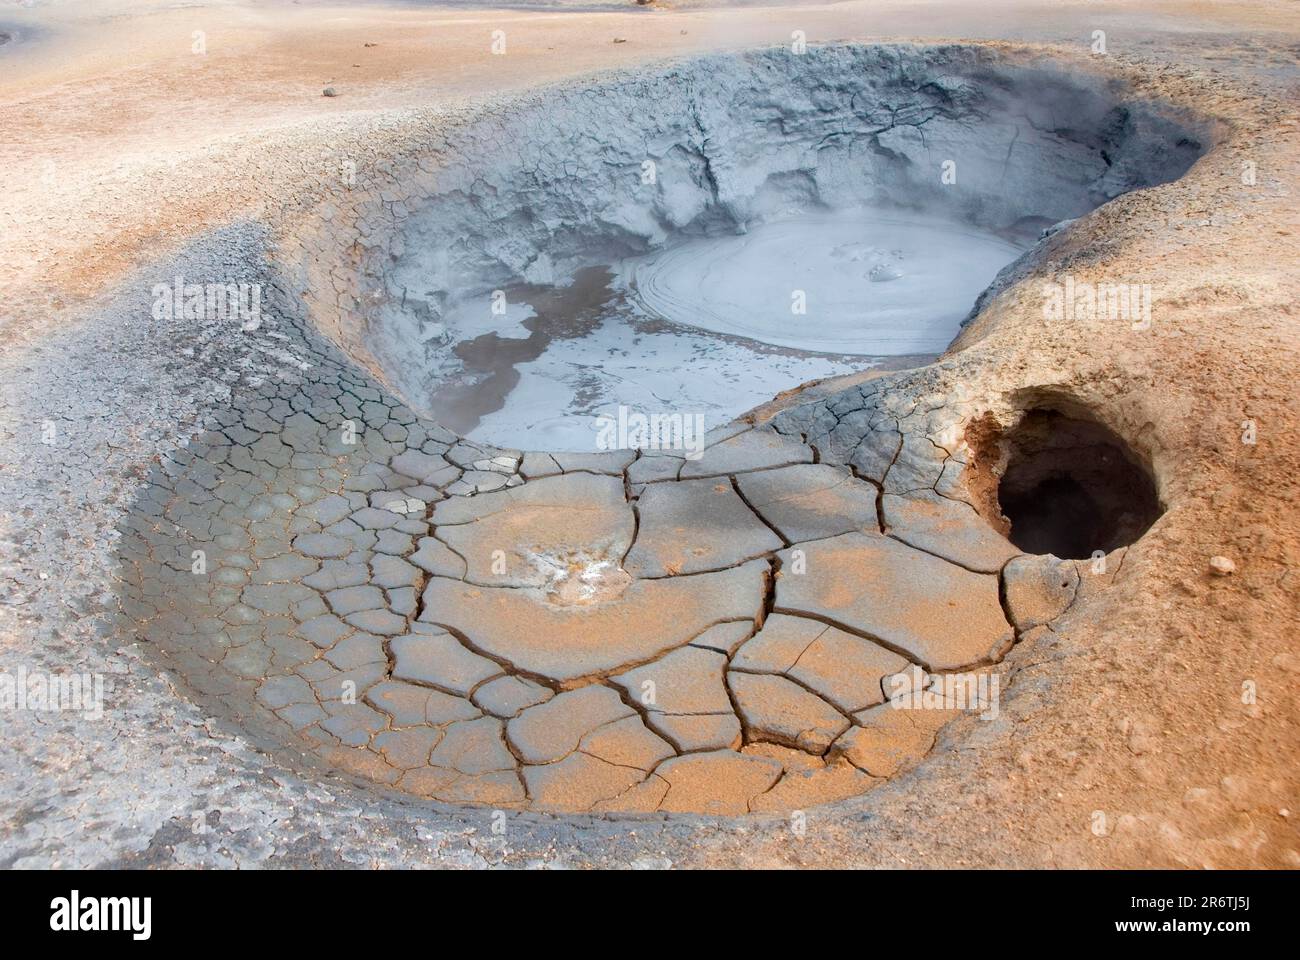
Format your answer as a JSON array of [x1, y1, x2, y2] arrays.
[[998, 409, 1161, 559]]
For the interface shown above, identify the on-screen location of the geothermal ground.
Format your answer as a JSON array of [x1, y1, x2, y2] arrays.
[[1, 0, 1298, 870]]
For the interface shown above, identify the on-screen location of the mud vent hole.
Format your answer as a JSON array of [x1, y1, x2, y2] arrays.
[[998, 410, 1162, 559]]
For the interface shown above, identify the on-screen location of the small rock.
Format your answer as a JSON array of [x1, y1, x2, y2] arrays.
[[323, 87, 338, 98], [1209, 555, 1236, 576]]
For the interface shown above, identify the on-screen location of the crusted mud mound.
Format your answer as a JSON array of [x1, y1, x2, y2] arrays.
[[109, 44, 1213, 815]]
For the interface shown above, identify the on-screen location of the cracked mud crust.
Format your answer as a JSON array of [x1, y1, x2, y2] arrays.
[[116, 328, 1080, 813], [2, 0, 1298, 867]]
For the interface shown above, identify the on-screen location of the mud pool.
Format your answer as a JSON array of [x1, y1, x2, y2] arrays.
[[421, 212, 1025, 451]]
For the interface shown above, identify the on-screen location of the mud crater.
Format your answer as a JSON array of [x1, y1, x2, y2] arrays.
[[119, 44, 1205, 815], [312, 44, 1202, 453]]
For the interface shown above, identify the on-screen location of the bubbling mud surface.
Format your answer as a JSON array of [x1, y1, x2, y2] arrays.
[[423, 211, 1024, 453], [621, 211, 1026, 354]]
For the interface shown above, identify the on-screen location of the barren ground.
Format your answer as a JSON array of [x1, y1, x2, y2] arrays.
[[1, 0, 1297, 868]]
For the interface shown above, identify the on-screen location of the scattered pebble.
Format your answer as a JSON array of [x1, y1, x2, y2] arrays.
[[322, 87, 338, 98], [1209, 555, 1236, 575]]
